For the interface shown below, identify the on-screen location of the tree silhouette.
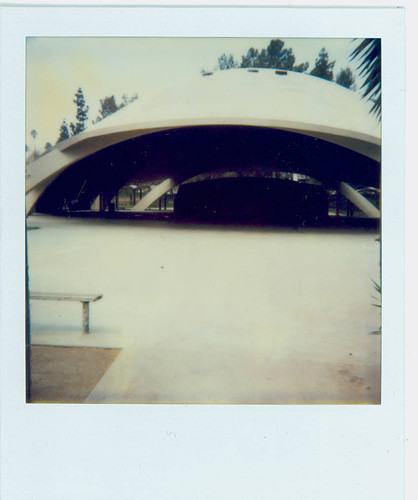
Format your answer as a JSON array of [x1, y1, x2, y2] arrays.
[[293, 62, 309, 73], [218, 53, 238, 70], [265, 39, 295, 70], [240, 47, 260, 68], [70, 87, 89, 135], [56, 119, 70, 144], [96, 95, 119, 122], [310, 48, 335, 81], [30, 129, 38, 153], [335, 67, 356, 90], [220, 39, 307, 73]]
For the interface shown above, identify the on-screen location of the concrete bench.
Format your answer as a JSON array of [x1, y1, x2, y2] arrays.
[[30, 292, 103, 334]]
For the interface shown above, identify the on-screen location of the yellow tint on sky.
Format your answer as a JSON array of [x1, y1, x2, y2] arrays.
[[26, 37, 357, 150]]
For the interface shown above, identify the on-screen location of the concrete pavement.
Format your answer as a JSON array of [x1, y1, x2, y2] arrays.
[[27, 215, 381, 404]]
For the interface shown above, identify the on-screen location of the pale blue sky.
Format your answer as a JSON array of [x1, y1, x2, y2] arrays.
[[26, 37, 361, 150]]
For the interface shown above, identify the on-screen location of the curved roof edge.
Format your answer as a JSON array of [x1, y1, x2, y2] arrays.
[[27, 118, 380, 196]]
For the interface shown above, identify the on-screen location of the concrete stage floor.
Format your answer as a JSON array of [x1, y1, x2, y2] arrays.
[[27, 215, 381, 404]]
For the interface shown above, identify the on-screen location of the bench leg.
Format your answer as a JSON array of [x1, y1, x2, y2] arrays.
[[82, 302, 89, 334]]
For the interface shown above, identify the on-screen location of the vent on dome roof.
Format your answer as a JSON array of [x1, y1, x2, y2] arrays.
[[275, 70, 288, 76], [202, 72, 213, 77], [248, 69, 259, 73]]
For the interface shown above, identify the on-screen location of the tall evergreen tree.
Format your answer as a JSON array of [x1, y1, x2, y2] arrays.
[[56, 119, 70, 144], [266, 39, 295, 69], [254, 48, 271, 68], [70, 87, 89, 135], [310, 48, 335, 81], [240, 47, 260, 68], [266, 39, 285, 61]]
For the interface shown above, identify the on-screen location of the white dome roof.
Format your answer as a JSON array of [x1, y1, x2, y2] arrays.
[[89, 68, 380, 144]]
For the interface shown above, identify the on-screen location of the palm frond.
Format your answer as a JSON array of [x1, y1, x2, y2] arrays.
[[350, 38, 381, 120], [371, 279, 381, 295]]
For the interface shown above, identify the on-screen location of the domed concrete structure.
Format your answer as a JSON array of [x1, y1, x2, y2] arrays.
[[26, 68, 381, 217]]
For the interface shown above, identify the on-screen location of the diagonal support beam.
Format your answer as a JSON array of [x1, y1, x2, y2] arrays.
[[130, 178, 176, 212], [339, 182, 380, 218]]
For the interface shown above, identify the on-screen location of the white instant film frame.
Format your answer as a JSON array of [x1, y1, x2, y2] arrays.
[[0, 4, 407, 499]]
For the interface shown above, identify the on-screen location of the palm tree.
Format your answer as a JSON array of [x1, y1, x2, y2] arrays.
[[30, 129, 38, 156], [350, 38, 381, 120], [351, 39, 382, 334]]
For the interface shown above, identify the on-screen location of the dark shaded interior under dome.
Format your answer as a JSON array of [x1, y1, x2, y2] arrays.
[[174, 177, 329, 225], [35, 125, 380, 226]]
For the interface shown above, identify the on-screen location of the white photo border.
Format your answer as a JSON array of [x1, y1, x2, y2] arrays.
[[0, 5, 405, 500]]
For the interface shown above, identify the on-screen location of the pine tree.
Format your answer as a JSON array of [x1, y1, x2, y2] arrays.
[[241, 47, 260, 68], [226, 40, 303, 71], [310, 48, 335, 81], [255, 48, 271, 68], [218, 53, 238, 70], [56, 119, 70, 144], [335, 67, 356, 90], [293, 62, 309, 73], [70, 87, 89, 135], [266, 39, 295, 70], [96, 95, 119, 122]]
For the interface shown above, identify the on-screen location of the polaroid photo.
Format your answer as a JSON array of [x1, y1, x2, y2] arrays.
[[0, 4, 406, 499]]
